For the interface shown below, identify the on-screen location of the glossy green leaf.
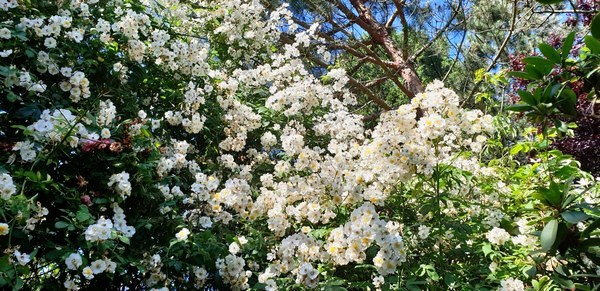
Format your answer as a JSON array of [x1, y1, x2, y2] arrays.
[[538, 43, 561, 63], [561, 32, 576, 60], [76, 206, 92, 223], [517, 90, 537, 105], [582, 218, 600, 238], [523, 56, 555, 75], [592, 13, 600, 40], [508, 71, 538, 81], [561, 211, 590, 224], [119, 236, 130, 245], [507, 104, 533, 112], [525, 64, 544, 79], [535, 182, 563, 207], [558, 88, 577, 116], [584, 35, 600, 54], [541, 219, 559, 251], [534, 0, 563, 4], [54, 221, 70, 229]]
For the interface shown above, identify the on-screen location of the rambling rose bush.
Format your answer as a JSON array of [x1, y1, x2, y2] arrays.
[[0, 0, 598, 290]]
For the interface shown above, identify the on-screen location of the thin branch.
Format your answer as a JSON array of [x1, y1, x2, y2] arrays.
[[365, 76, 389, 87], [385, 9, 400, 29], [443, 28, 466, 82], [533, 9, 598, 14], [347, 78, 392, 111], [410, 4, 462, 61]]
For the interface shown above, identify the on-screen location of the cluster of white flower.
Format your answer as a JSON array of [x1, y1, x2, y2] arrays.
[[182, 81, 206, 113], [210, 0, 283, 61], [97, 100, 117, 127], [0, 173, 17, 200], [193, 266, 209, 288], [155, 139, 202, 178], [84, 217, 114, 242], [143, 254, 167, 287], [82, 258, 117, 280], [14, 70, 47, 93], [355, 81, 494, 205], [112, 204, 136, 237], [511, 218, 537, 247], [0, 0, 18, 11], [158, 184, 184, 201], [486, 227, 511, 245], [13, 107, 106, 159], [12, 140, 36, 161], [218, 99, 261, 151], [84, 206, 135, 242], [212, 178, 252, 214], [107, 171, 132, 199], [498, 277, 525, 291], [295, 262, 319, 288], [59, 71, 91, 102], [271, 233, 322, 275], [324, 203, 406, 275], [189, 173, 219, 203], [24, 201, 49, 231], [33, 109, 78, 140], [216, 254, 252, 291], [37, 51, 59, 76]]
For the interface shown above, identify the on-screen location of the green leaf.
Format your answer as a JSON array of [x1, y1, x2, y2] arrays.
[[557, 88, 577, 116], [119, 236, 130, 245], [508, 71, 538, 81], [522, 56, 555, 75], [578, 237, 600, 248], [553, 276, 575, 289], [541, 219, 559, 251], [323, 279, 346, 286], [539, 43, 561, 63], [510, 143, 525, 155], [76, 206, 92, 223], [24, 48, 36, 59], [535, 183, 562, 207], [522, 265, 537, 278], [6, 92, 19, 102], [534, 0, 563, 4], [482, 243, 493, 256], [592, 13, 600, 40], [584, 35, 600, 54], [524, 64, 544, 79], [517, 90, 537, 106], [582, 218, 600, 238], [561, 211, 590, 224], [561, 32, 576, 60], [13, 277, 23, 291], [507, 104, 533, 112], [54, 221, 70, 229]]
